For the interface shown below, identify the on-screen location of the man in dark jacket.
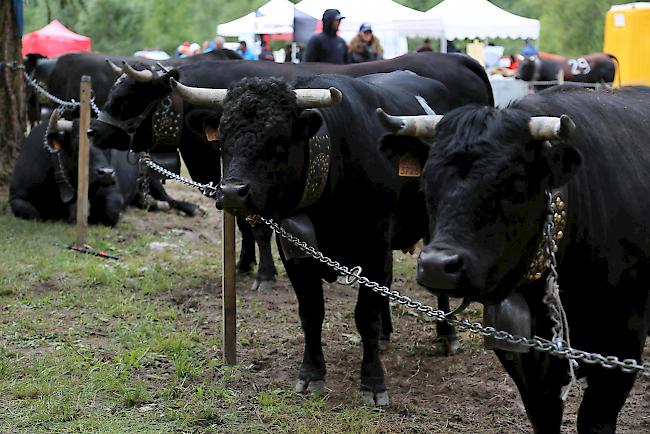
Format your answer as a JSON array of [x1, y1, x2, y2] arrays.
[[303, 9, 348, 64]]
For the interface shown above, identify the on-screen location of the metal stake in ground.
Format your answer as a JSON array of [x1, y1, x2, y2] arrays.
[[75, 76, 92, 247], [222, 210, 237, 365]]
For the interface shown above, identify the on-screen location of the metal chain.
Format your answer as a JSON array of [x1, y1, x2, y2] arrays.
[[138, 154, 218, 198], [260, 216, 650, 378], [23, 70, 101, 115], [136, 153, 650, 378]]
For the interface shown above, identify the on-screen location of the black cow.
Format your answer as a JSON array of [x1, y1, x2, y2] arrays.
[[10, 113, 190, 226], [518, 53, 617, 84], [378, 85, 650, 432], [176, 71, 456, 406], [89, 52, 493, 298]]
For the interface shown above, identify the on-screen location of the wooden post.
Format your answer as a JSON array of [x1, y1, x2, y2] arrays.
[[75, 76, 92, 247], [222, 210, 237, 365]]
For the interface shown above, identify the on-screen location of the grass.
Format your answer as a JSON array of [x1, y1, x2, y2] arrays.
[[0, 209, 417, 433]]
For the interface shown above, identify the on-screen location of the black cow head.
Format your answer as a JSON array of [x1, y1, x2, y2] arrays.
[[91, 61, 176, 152], [516, 55, 537, 81], [378, 105, 581, 303], [48, 111, 117, 189], [172, 76, 341, 218]]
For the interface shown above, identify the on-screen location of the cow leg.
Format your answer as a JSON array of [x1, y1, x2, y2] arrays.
[[10, 198, 41, 220], [147, 177, 201, 217], [379, 296, 392, 351], [282, 256, 326, 394], [236, 217, 256, 273], [435, 295, 459, 355], [576, 369, 636, 433], [355, 248, 391, 406], [250, 224, 277, 291], [495, 350, 566, 433]]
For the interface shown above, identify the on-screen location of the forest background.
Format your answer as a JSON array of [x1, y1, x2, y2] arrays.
[[23, 0, 621, 58]]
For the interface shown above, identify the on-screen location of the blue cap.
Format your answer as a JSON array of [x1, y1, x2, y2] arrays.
[[359, 23, 372, 33]]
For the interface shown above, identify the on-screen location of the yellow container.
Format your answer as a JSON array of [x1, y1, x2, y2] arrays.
[[604, 2, 650, 86]]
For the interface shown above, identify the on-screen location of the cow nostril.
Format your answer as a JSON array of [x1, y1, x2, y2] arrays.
[[443, 255, 464, 274], [237, 184, 250, 197]]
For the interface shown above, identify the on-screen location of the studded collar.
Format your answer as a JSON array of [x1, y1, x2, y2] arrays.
[[524, 190, 567, 282], [295, 116, 331, 210]]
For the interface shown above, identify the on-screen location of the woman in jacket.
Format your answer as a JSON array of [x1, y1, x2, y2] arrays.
[[348, 23, 383, 63]]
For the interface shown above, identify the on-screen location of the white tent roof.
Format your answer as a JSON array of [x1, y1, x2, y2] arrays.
[[295, 0, 443, 37], [427, 0, 540, 40], [217, 0, 299, 36]]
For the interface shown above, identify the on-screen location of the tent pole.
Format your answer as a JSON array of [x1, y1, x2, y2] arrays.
[[440, 37, 447, 53]]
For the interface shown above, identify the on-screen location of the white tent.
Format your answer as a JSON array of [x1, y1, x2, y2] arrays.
[[295, 0, 444, 58], [427, 0, 540, 41], [217, 0, 299, 37]]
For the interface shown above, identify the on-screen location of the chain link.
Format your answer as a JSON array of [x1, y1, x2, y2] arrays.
[[138, 154, 218, 198], [260, 216, 650, 378], [136, 150, 650, 378], [23, 70, 101, 116]]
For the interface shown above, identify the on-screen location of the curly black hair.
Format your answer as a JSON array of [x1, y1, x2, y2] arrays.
[[219, 77, 300, 142]]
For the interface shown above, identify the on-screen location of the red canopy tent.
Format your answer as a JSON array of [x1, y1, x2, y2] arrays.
[[22, 20, 91, 57]]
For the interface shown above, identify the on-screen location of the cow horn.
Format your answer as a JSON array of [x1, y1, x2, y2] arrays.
[[528, 115, 575, 141], [48, 110, 73, 132], [376, 108, 443, 138], [294, 87, 342, 109], [121, 61, 154, 82], [106, 59, 123, 75], [170, 78, 228, 106]]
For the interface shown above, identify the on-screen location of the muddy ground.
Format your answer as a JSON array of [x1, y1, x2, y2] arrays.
[[133, 183, 649, 433]]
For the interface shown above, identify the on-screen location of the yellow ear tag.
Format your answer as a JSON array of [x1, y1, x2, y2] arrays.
[[205, 126, 220, 142], [399, 152, 421, 177]]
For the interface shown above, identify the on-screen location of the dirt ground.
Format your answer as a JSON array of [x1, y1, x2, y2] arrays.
[[138, 182, 650, 433]]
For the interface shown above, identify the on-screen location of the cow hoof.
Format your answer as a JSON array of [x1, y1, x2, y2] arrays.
[[251, 280, 274, 292], [295, 379, 325, 394], [434, 336, 460, 356], [155, 200, 171, 211], [360, 390, 390, 407]]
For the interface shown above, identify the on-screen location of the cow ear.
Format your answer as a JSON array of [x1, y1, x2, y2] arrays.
[[297, 110, 323, 139], [542, 143, 582, 188], [380, 134, 430, 177], [380, 134, 429, 160], [160, 69, 180, 89]]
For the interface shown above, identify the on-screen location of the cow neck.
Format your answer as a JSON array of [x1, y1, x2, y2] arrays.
[[151, 94, 183, 152], [43, 122, 75, 204], [523, 188, 568, 283], [294, 111, 331, 211]]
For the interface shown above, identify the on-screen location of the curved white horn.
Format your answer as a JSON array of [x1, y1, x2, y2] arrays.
[[121, 61, 154, 82], [294, 87, 342, 109], [376, 108, 443, 138], [170, 78, 228, 106], [106, 59, 123, 75], [48, 110, 74, 133], [529, 114, 575, 141]]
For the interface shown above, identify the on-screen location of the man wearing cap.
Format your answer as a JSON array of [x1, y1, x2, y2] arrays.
[[348, 23, 384, 63], [303, 9, 348, 64]]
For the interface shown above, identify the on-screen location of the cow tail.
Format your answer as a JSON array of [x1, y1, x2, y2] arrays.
[[607, 53, 621, 87]]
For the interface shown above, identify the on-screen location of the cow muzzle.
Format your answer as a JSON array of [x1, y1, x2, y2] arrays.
[[215, 180, 250, 212], [417, 248, 468, 294], [96, 167, 116, 186]]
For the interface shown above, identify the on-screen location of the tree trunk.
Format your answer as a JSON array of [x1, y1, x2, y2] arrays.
[[0, 1, 27, 184]]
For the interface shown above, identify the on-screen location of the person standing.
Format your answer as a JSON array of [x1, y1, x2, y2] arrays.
[[348, 23, 383, 63], [417, 38, 433, 53], [303, 9, 348, 64]]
